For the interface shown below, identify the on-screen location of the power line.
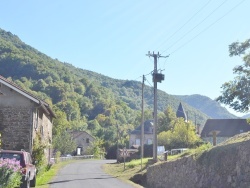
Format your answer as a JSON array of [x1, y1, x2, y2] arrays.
[[170, 0, 247, 55], [161, 0, 229, 54], [156, 0, 212, 51]]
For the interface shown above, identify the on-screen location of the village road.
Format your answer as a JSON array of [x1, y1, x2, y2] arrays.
[[49, 159, 138, 188]]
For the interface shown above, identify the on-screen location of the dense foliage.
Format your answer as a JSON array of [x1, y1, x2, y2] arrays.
[[158, 107, 202, 150], [0, 28, 213, 155], [176, 94, 236, 119], [217, 39, 250, 112]]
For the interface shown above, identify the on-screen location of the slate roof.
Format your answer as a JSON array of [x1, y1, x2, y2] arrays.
[[130, 120, 153, 135], [200, 119, 250, 137], [0, 75, 56, 118], [176, 102, 187, 121]]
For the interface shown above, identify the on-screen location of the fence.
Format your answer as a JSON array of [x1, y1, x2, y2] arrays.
[[51, 155, 94, 163]]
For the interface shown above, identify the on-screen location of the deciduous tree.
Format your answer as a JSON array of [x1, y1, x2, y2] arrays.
[[217, 39, 250, 112]]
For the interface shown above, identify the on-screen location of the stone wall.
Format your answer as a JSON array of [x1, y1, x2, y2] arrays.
[[129, 134, 153, 147], [0, 107, 32, 152], [147, 135, 250, 188]]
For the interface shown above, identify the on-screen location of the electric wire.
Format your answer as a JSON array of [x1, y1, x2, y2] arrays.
[[161, 0, 229, 54], [169, 0, 247, 55], [139, 0, 246, 87], [156, 0, 212, 51]]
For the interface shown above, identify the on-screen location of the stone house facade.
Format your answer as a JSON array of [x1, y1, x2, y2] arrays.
[[0, 76, 55, 162], [70, 131, 95, 155], [129, 120, 154, 148]]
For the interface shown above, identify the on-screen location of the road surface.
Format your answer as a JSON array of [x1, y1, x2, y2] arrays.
[[49, 159, 138, 188]]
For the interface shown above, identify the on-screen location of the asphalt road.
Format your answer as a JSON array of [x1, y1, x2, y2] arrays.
[[49, 159, 138, 188]]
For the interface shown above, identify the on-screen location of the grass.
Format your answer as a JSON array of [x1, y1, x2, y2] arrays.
[[35, 144, 213, 188], [103, 145, 213, 187], [103, 158, 150, 187], [36, 160, 77, 188]]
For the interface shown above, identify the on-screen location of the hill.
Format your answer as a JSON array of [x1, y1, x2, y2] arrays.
[[0, 28, 237, 150], [175, 94, 237, 119], [0, 28, 212, 125]]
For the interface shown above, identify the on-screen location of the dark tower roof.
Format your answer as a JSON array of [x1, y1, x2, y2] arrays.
[[130, 120, 154, 135], [176, 102, 187, 121]]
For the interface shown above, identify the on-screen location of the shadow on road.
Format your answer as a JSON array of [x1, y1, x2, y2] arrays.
[[48, 176, 118, 185]]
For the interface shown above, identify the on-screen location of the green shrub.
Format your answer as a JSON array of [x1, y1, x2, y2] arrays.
[[32, 134, 47, 175]]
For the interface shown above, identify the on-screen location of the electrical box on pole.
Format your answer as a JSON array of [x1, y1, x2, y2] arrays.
[[146, 51, 168, 162], [153, 73, 165, 83]]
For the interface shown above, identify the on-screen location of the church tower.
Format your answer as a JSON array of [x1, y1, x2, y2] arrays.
[[176, 102, 187, 122]]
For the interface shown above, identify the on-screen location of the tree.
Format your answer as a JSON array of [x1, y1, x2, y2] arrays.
[[52, 108, 70, 136], [158, 106, 176, 133], [86, 138, 105, 158], [217, 39, 250, 112], [52, 130, 77, 155], [158, 118, 201, 150]]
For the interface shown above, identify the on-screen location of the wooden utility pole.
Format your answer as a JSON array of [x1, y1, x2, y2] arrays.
[[146, 51, 168, 162], [141, 75, 145, 170]]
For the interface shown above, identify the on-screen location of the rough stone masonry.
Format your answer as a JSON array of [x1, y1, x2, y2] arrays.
[[147, 132, 250, 188]]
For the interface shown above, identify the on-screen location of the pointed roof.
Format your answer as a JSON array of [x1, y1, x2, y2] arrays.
[[70, 130, 95, 139], [0, 75, 56, 118], [130, 120, 154, 135], [176, 102, 187, 121]]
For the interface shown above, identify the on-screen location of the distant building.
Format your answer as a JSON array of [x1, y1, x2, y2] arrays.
[[176, 102, 187, 121], [201, 119, 250, 145], [129, 120, 153, 148], [70, 131, 95, 155]]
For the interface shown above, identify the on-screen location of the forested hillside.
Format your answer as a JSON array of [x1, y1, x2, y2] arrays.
[[175, 94, 237, 119], [0, 28, 234, 155]]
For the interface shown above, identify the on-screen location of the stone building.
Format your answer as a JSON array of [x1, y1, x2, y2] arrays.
[[0, 76, 55, 162], [70, 131, 95, 155], [129, 120, 154, 148]]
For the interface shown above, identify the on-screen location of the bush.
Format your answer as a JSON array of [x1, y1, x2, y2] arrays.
[[0, 158, 22, 188], [32, 134, 47, 175]]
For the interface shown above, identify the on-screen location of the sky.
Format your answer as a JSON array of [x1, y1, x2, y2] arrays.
[[0, 0, 249, 116]]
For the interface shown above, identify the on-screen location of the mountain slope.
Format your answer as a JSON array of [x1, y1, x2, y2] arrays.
[[0, 28, 235, 128], [175, 94, 237, 119]]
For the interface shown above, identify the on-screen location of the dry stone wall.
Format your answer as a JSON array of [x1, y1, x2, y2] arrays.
[[0, 107, 32, 151], [147, 134, 250, 188]]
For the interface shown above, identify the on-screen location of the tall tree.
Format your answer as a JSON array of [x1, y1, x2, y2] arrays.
[[217, 39, 250, 112], [158, 106, 177, 133], [52, 130, 77, 155], [158, 118, 201, 149]]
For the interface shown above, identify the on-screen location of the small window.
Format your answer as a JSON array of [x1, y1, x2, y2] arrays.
[[135, 139, 140, 146], [40, 126, 44, 136], [86, 138, 89, 143], [147, 139, 153, 145]]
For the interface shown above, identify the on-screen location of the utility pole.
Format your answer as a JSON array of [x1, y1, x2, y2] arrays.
[[141, 75, 145, 170], [116, 124, 119, 163], [146, 51, 168, 162]]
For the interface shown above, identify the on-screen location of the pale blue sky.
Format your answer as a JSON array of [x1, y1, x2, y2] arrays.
[[0, 0, 249, 116]]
